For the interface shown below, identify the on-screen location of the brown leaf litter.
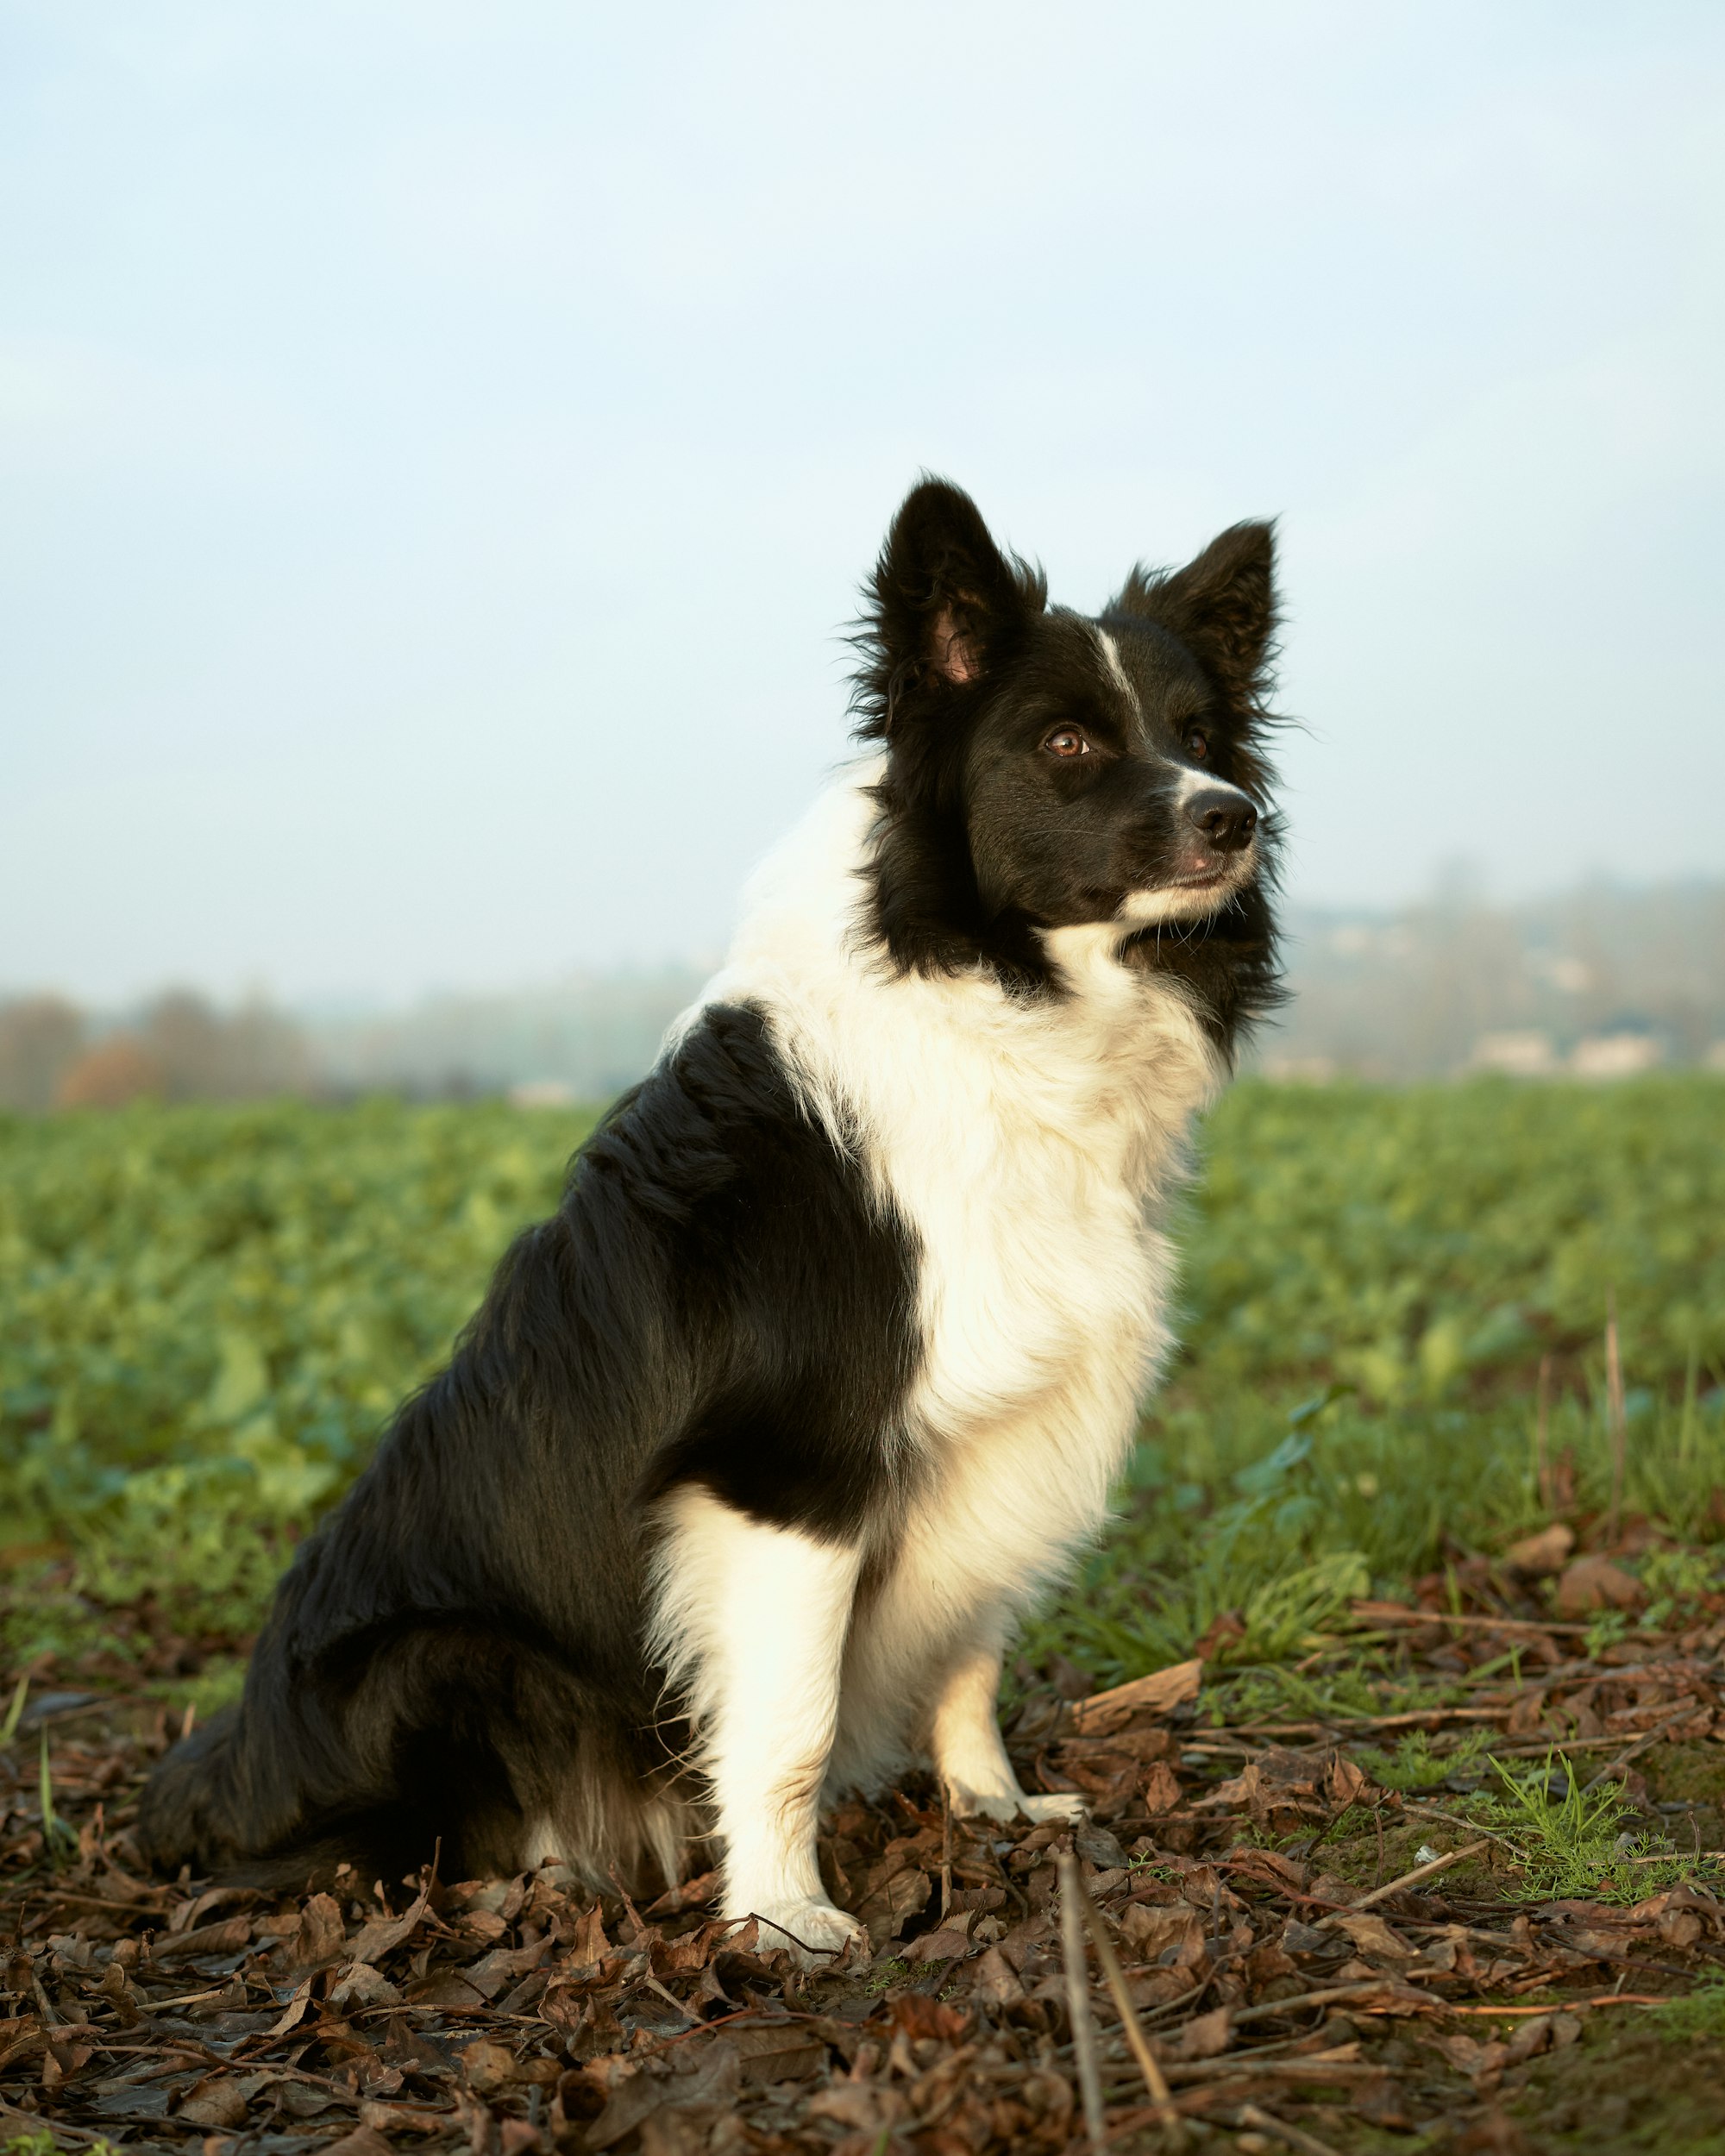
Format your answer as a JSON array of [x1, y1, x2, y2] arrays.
[[4, 1570, 1725, 2153]]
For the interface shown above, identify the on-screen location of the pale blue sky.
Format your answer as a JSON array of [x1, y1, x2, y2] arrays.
[[3, 2, 1722, 1002]]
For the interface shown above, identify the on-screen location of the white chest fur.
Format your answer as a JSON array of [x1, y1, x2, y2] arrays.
[[674, 768, 1226, 1821], [706, 768, 1221, 1510]]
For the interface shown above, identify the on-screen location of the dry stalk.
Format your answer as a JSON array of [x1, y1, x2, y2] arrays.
[[1236, 2101, 1348, 2156], [1071, 1865, 1186, 2147], [1056, 1850, 1107, 2154]]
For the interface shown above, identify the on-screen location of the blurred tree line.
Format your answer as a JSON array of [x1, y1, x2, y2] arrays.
[[0, 992, 310, 1112], [3, 879, 1722, 1111]]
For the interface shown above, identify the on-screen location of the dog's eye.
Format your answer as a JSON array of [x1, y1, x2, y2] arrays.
[[1183, 726, 1211, 760], [1043, 728, 1091, 758]]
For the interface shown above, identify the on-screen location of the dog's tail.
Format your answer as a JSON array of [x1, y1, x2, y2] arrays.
[[136, 1704, 405, 1891], [136, 1705, 257, 1877], [135, 1703, 345, 1885]]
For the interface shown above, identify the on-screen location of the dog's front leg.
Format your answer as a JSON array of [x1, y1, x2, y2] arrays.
[[931, 1628, 1086, 1827], [652, 1488, 867, 1965]]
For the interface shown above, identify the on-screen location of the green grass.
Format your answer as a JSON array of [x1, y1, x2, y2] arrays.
[[3, 1078, 1722, 1677], [1652, 1967, 1725, 2039], [1473, 1751, 1694, 1902], [1, 1096, 595, 1645]]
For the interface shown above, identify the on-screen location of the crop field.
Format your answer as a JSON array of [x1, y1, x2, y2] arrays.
[[3, 1077, 1725, 2153]]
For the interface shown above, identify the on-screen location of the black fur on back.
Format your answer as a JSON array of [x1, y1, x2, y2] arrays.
[[139, 1001, 919, 1890]]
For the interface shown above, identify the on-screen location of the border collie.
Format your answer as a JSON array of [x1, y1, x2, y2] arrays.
[[140, 479, 1282, 1960]]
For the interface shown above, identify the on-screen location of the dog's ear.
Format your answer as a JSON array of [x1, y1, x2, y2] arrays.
[[851, 478, 1044, 737], [1113, 521, 1277, 703]]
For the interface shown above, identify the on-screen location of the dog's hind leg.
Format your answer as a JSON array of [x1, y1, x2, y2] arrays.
[[649, 1486, 866, 1965]]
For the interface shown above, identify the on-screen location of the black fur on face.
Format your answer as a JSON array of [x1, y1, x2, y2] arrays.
[[851, 477, 1285, 1046]]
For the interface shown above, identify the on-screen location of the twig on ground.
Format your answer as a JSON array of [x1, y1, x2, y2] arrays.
[[1161, 2051, 1385, 2086], [1224, 1979, 1434, 2031], [1236, 2100, 1349, 2156], [27, 1887, 172, 1916], [1491, 1730, 1697, 1758], [1072, 1865, 1184, 2146], [1580, 1704, 1698, 1792], [1349, 1606, 1596, 1638], [1204, 1705, 1520, 1740], [1057, 1851, 1108, 2154], [1447, 1994, 1673, 2015], [1313, 1837, 1492, 1927], [1400, 1800, 1521, 1852], [1138, 1979, 1210, 2027]]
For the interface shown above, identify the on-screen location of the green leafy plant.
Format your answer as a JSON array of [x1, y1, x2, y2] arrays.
[[1640, 1545, 1722, 1631], [5, 1081, 1723, 1690], [1480, 1751, 1697, 1902], [1357, 1727, 1495, 1793]]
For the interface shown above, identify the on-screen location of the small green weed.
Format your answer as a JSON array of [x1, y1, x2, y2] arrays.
[[38, 1727, 78, 1858], [1358, 1727, 1495, 1792], [0, 1673, 27, 1745], [1205, 1656, 1389, 1727], [1640, 1545, 1723, 1632], [1478, 1752, 1697, 1902]]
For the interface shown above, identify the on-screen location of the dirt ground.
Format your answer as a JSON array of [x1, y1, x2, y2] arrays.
[[4, 1568, 1725, 2156]]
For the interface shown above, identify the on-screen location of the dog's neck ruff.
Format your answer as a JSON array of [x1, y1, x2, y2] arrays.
[[698, 761, 1221, 1503]]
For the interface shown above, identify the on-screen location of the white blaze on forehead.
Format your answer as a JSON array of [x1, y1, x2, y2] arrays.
[[1094, 625, 1139, 714]]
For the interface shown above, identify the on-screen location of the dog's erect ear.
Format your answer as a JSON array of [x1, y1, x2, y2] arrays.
[[851, 478, 1044, 737], [1113, 521, 1278, 702]]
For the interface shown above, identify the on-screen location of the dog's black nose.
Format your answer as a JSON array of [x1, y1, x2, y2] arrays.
[[1185, 788, 1258, 854]]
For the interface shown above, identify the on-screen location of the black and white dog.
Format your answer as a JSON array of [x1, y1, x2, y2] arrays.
[[141, 479, 1281, 1960]]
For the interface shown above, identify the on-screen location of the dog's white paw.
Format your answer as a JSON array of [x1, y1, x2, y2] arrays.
[[741, 1898, 869, 1967], [944, 1783, 1089, 1827], [1016, 1789, 1088, 1826]]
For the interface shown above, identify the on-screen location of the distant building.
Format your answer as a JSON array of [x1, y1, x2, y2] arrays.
[[1571, 1033, 1664, 1079], [1258, 1055, 1338, 1085], [507, 1079, 581, 1109], [1471, 1031, 1559, 1077]]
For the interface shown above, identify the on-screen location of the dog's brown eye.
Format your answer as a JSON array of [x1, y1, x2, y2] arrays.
[[1184, 726, 1210, 760], [1044, 728, 1091, 758]]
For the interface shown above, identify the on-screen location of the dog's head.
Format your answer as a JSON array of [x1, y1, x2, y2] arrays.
[[852, 477, 1282, 1019]]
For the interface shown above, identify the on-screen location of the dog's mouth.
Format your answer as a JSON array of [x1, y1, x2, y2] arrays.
[[1165, 856, 1233, 890], [1113, 843, 1257, 927]]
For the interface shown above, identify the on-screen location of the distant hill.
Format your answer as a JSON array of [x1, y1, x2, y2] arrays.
[[302, 968, 709, 1102], [4, 881, 1722, 1110], [1260, 878, 1725, 1080]]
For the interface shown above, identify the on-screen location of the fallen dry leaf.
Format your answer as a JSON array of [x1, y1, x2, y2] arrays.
[[3, 1569, 1722, 2156]]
